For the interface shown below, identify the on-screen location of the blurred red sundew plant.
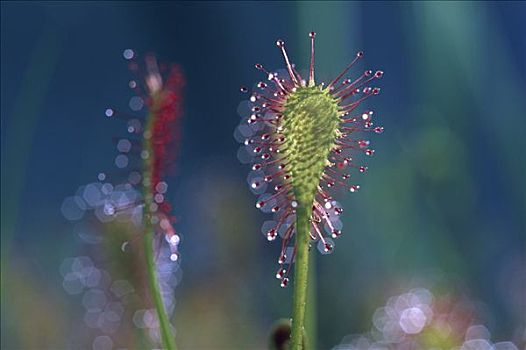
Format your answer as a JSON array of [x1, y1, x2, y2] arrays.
[[107, 49, 184, 350], [62, 49, 184, 350]]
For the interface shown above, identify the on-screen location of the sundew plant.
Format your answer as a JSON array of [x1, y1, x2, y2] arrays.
[[61, 50, 184, 350], [125, 51, 184, 350], [236, 32, 384, 349]]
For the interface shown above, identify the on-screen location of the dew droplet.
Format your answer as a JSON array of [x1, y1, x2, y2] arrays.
[[167, 235, 180, 246], [115, 154, 128, 168], [155, 181, 168, 194], [267, 229, 277, 241], [240, 86, 248, 93], [349, 185, 360, 193], [276, 39, 284, 48], [121, 241, 129, 252], [317, 238, 335, 255], [103, 203, 116, 215], [105, 108, 114, 117], [358, 140, 370, 149], [331, 229, 342, 239], [117, 139, 132, 153], [129, 96, 144, 111], [280, 277, 289, 288], [154, 193, 164, 203], [123, 49, 135, 60]]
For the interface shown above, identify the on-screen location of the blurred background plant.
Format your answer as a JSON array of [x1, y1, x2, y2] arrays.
[[333, 287, 521, 350], [41, 50, 184, 349], [1, 1, 524, 349]]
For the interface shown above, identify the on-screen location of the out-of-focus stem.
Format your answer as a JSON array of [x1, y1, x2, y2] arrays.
[[143, 228, 177, 350], [142, 103, 177, 350]]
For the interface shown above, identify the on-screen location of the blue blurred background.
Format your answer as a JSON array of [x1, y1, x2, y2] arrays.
[[1, 1, 525, 349]]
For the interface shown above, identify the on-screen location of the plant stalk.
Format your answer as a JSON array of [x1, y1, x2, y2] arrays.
[[305, 254, 317, 349], [290, 200, 313, 350], [143, 228, 177, 350]]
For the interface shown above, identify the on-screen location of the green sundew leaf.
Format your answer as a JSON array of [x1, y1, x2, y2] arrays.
[[281, 86, 341, 204]]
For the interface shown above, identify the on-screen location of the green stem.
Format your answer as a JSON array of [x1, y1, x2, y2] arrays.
[[305, 254, 317, 349], [143, 228, 177, 350], [290, 201, 313, 350]]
